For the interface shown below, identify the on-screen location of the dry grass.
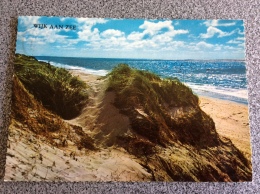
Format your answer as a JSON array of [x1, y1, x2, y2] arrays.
[[107, 64, 219, 147], [11, 74, 95, 151], [14, 53, 88, 119]]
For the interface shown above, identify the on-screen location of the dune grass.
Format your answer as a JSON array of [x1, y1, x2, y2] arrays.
[[107, 64, 219, 147], [14, 54, 88, 119], [11, 70, 95, 150]]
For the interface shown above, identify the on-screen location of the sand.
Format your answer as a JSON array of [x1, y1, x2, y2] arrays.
[[199, 96, 251, 162], [5, 123, 152, 181]]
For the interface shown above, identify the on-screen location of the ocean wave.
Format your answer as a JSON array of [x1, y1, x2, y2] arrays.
[[39, 60, 109, 76], [186, 82, 248, 104]]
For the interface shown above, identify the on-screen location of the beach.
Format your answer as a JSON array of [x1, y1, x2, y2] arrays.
[[5, 124, 152, 181], [199, 96, 251, 162]]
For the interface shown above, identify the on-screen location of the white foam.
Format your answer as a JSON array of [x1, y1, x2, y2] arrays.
[[186, 82, 248, 100], [81, 68, 109, 76], [39, 60, 109, 76]]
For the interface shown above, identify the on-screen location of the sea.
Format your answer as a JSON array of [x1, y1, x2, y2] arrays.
[[36, 56, 248, 105]]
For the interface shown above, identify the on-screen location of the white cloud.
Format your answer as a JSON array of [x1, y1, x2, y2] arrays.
[[127, 32, 144, 41], [76, 18, 109, 43], [18, 16, 79, 46], [238, 30, 245, 35], [126, 20, 176, 41], [152, 34, 172, 43], [224, 45, 236, 50], [60, 17, 68, 22], [184, 41, 217, 52], [236, 37, 245, 41], [78, 27, 101, 42], [26, 37, 46, 45], [76, 18, 107, 26], [214, 46, 222, 51], [127, 20, 188, 43], [196, 41, 214, 48], [203, 20, 236, 27], [19, 16, 41, 26], [237, 43, 245, 47], [160, 41, 185, 51], [200, 26, 235, 38], [174, 21, 180, 26], [21, 19, 188, 53], [227, 40, 241, 44], [79, 19, 187, 52], [164, 29, 189, 37], [139, 20, 174, 36], [200, 20, 238, 39], [101, 29, 124, 38], [227, 36, 245, 44], [17, 27, 68, 45]]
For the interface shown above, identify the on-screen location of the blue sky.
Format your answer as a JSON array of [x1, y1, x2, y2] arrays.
[[16, 16, 245, 60]]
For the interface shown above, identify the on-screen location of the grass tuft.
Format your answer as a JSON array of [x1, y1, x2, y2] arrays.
[[107, 64, 219, 147], [14, 53, 88, 119]]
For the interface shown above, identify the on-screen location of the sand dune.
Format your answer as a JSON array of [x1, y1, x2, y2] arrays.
[[5, 70, 152, 181], [69, 70, 252, 166], [5, 69, 252, 181]]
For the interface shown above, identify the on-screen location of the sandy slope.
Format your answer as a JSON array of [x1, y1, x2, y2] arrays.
[[5, 122, 151, 181], [199, 96, 251, 162], [68, 70, 132, 146]]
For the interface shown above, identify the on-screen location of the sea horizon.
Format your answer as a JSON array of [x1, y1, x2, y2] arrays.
[[33, 55, 245, 62]]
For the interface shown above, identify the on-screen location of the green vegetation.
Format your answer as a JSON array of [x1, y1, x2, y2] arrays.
[[11, 70, 95, 150], [10, 53, 95, 150], [13, 54, 88, 119], [107, 64, 219, 147], [11, 75, 66, 134]]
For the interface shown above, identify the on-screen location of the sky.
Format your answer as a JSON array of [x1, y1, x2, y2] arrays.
[[16, 16, 245, 60]]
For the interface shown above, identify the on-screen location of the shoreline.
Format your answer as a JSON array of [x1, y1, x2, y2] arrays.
[[192, 89, 248, 105], [199, 94, 249, 107]]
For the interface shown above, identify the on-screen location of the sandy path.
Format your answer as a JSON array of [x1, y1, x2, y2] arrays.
[[199, 96, 251, 162], [68, 70, 132, 147], [67, 71, 105, 132]]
